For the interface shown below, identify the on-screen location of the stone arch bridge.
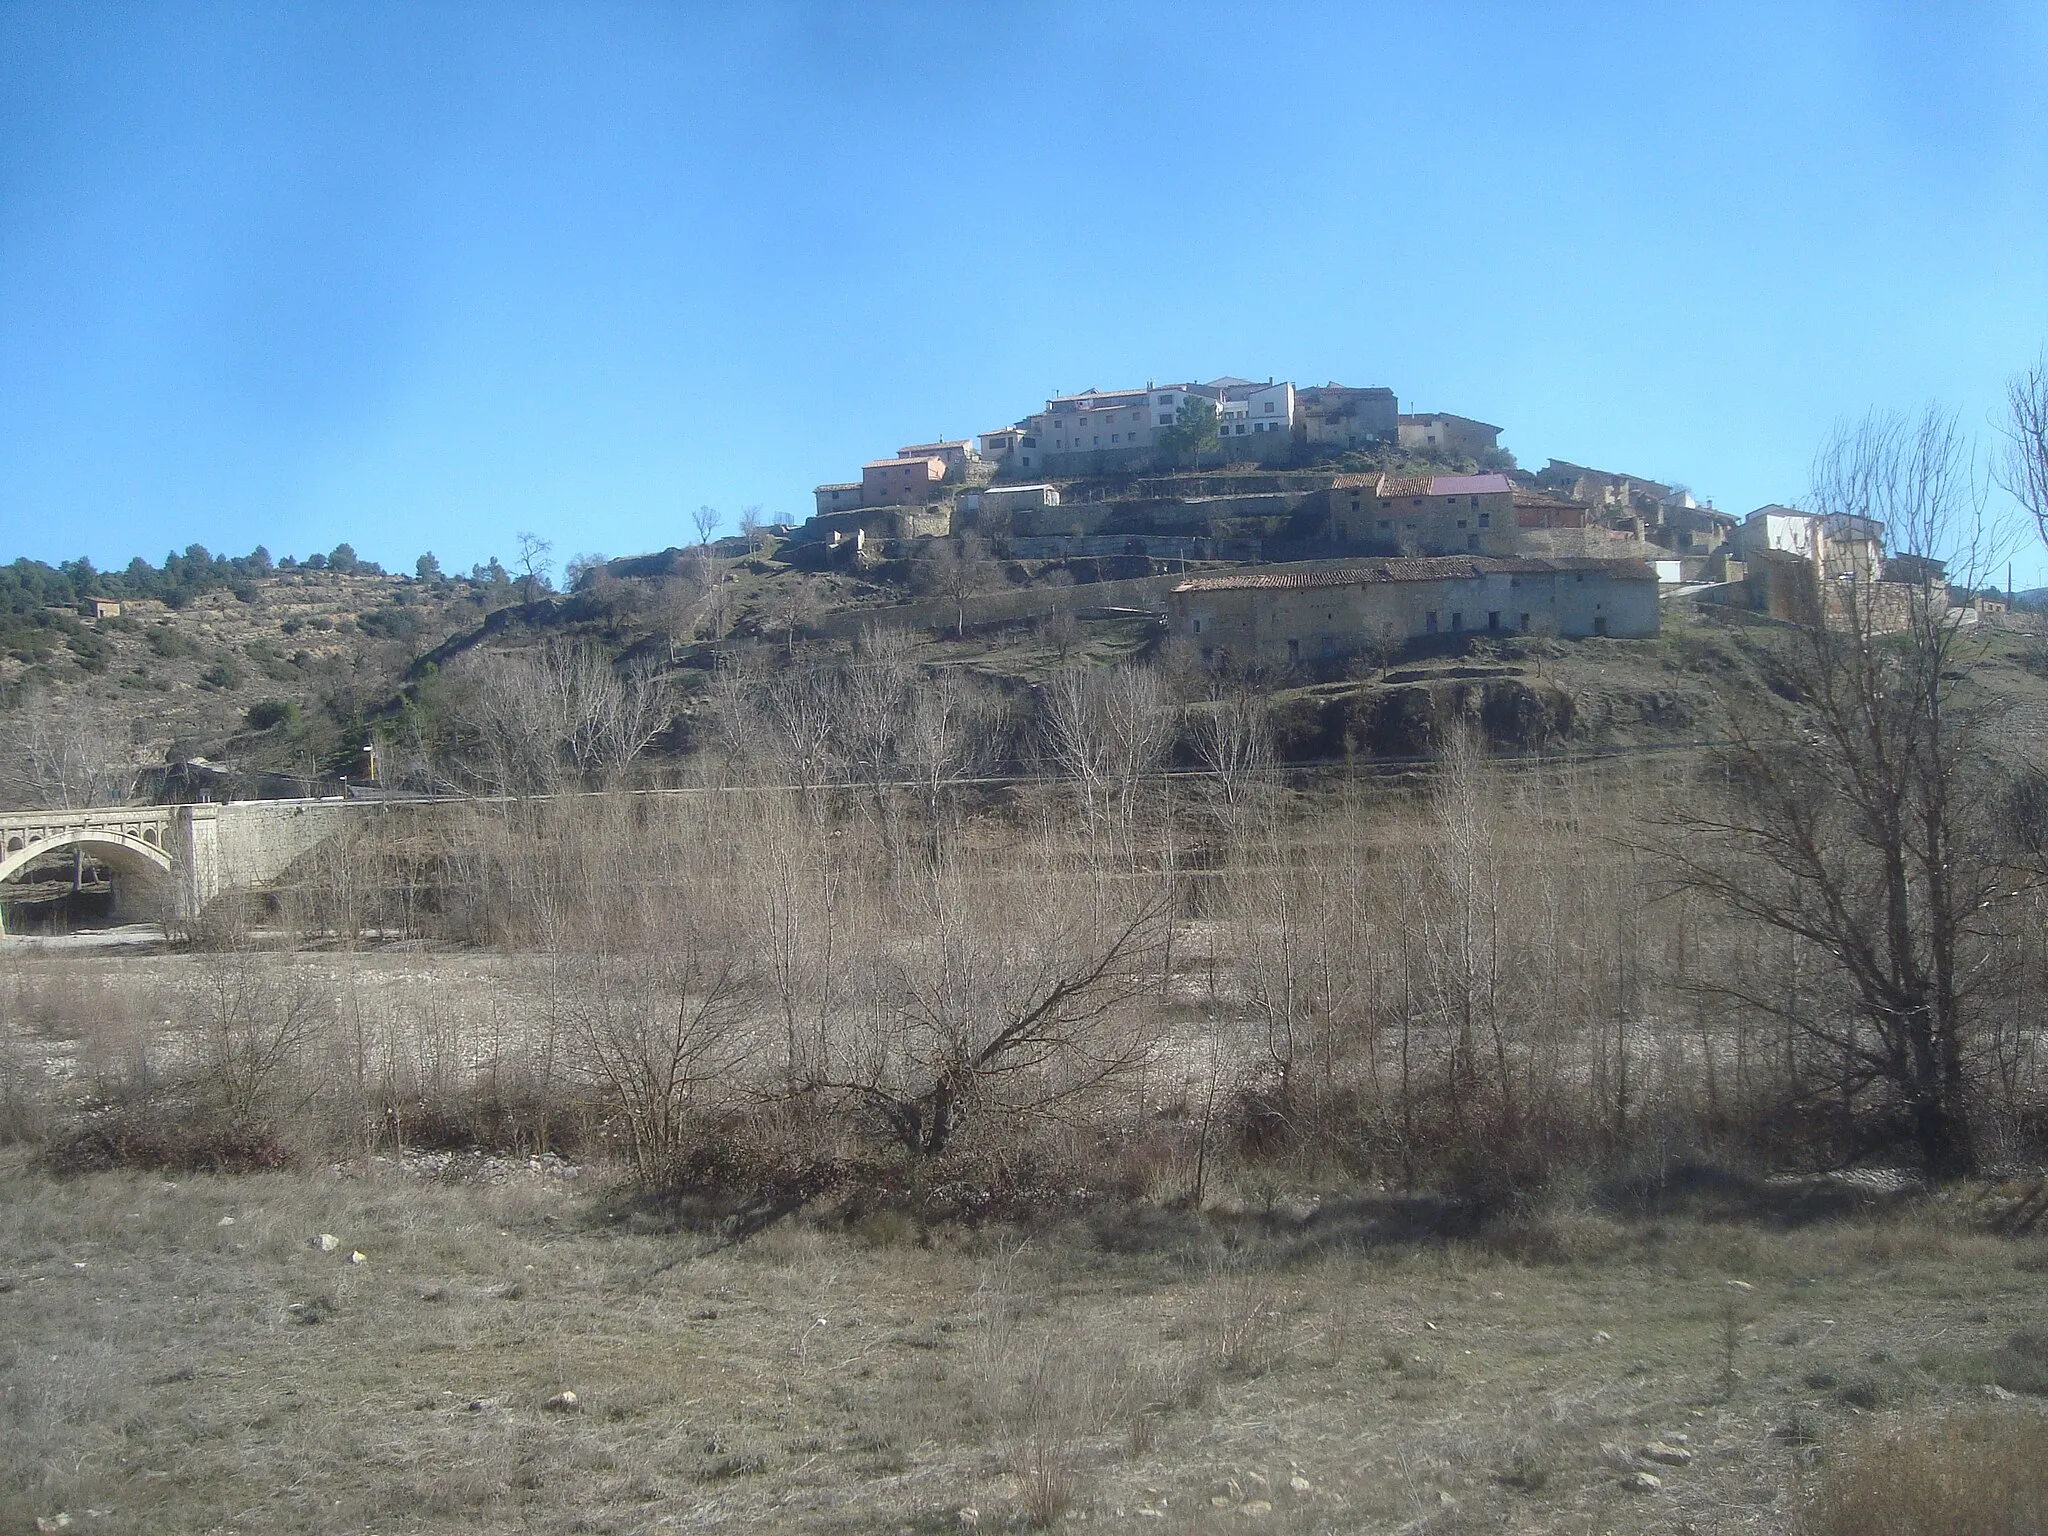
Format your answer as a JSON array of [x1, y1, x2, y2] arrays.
[[0, 800, 360, 933]]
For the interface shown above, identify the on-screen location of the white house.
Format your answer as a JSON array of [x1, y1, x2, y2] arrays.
[[1012, 377, 1297, 474]]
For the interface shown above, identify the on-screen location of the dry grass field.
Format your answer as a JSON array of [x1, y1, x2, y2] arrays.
[[3, 1151, 2044, 1535]]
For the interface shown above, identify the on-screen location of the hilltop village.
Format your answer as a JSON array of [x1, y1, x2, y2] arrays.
[[782, 374, 2001, 670], [4, 369, 2029, 820]]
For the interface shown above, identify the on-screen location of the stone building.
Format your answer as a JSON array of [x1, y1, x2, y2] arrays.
[[1330, 472, 1518, 556], [1296, 384, 1398, 449], [1397, 413, 1502, 456], [1170, 556, 1659, 669], [861, 455, 950, 507]]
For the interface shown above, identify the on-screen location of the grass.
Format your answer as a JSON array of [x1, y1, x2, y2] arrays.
[[1, 1154, 2044, 1534], [1800, 1408, 2048, 1535]]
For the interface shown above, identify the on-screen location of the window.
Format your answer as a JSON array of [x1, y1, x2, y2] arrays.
[[1467, 534, 1480, 550], [1519, 612, 1530, 630], [1264, 401, 1276, 412], [1478, 513, 1490, 527], [1159, 415, 1173, 425], [1456, 519, 1467, 529], [1451, 611, 1463, 630], [1191, 617, 1202, 634], [1378, 519, 1391, 530], [1487, 611, 1500, 630], [1593, 616, 1608, 636], [1021, 436, 1036, 447], [1158, 395, 1174, 405], [1110, 434, 1119, 443], [1425, 611, 1439, 633], [1287, 639, 1301, 663]]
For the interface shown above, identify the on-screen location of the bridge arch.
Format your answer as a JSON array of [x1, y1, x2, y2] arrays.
[[0, 829, 177, 931]]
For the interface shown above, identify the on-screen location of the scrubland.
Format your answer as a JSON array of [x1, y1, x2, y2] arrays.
[[9, 516, 2048, 1531]]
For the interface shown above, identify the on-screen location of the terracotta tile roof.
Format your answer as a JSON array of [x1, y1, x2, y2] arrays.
[[863, 456, 946, 470], [1368, 472, 1514, 499], [813, 482, 862, 492], [1375, 474, 1436, 498], [1173, 557, 1658, 593]]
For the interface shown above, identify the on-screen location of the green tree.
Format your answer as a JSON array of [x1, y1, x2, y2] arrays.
[[1157, 396, 1221, 470], [328, 543, 358, 574], [415, 552, 443, 582]]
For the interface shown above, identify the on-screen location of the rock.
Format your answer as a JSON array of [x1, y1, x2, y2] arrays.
[[348, 1251, 367, 1265], [1288, 1476, 1312, 1493], [1987, 1384, 2018, 1401], [1243, 1500, 1272, 1516], [954, 1508, 979, 1528], [1622, 1471, 1663, 1493], [1725, 1279, 1754, 1292], [216, 1216, 235, 1227], [36, 1515, 72, 1531], [1210, 1495, 1232, 1508], [465, 1398, 487, 1412], [1640, 1442, 1693, 1467], [543, 1390, 579, 1412], [1592, 1330, 1612, 1344], [316, 1234, 340, 1253]]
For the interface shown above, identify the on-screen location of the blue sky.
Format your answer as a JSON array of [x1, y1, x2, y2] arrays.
[[3, 2, 2047, 581]]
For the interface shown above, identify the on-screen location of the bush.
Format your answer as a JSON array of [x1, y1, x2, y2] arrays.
[[245, 699, 300, 731], [44, 1106, 292, 1174], [1801, 1409, 2048, 1535]]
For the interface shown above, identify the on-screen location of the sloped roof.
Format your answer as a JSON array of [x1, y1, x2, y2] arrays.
[[1429, 473, 1513, 496], [1371, 472, 1513, 498], [1174, 557, 1658, 593]]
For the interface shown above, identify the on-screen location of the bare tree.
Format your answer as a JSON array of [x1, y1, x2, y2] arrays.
[[1656, 411, 2018, 1174], [2003, 352, 2048, 552], [738, 504, 768, 556], [186, 948, 335, 1126], [814, 867, 1174, 1159], [918, 535, 996, 639], [513, 532, 554, 604], [1190, 683, 1274, 842], [0, 692, 137, 809], [1042, 664, 1173, 861], [450, 640, 672, 794], [765, 577, 821, 656], [692, 504, 722, 552], [566, 943, 752, 1185]]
